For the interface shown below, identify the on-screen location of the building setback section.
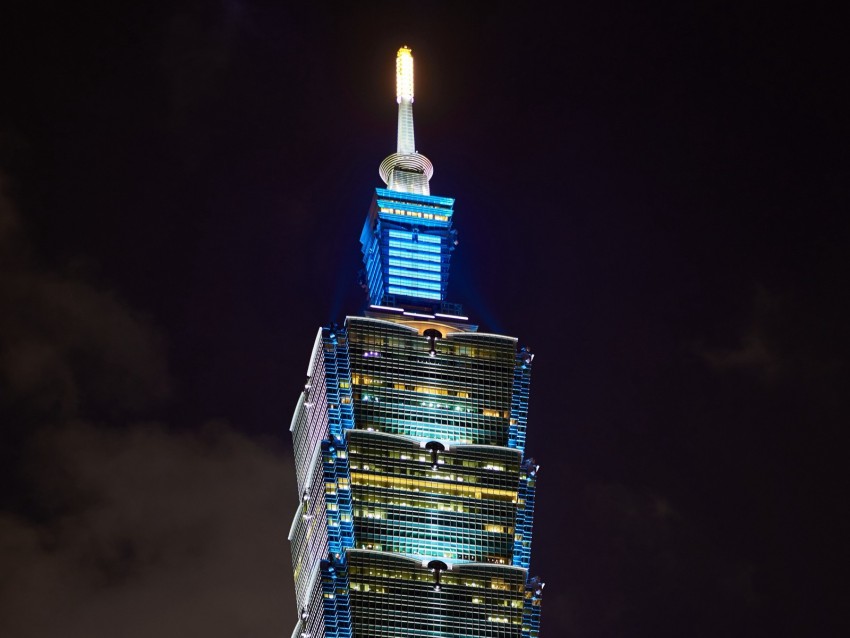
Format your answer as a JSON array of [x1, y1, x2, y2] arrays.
[[289, 319, 541, 637], [360, 189, 457, 307]]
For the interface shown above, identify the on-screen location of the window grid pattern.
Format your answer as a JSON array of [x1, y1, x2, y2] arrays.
[[347, 318, 516, 447], [291, 451, 329, 610], [349, 552, 527, 637], [324, 438, 355, 557], [521, 578, 544, 638], [359, 189, 456, 307], [324, 328, 355, 440], [292, 337, 329, 496], [290, 326, 354, 635], [289, 559, 330, 638], [347, 430, 521, 564], [508, 352, 532, 452], [321, 556, 353, 638], [512, 464, 536, 570], [289, 318, 543, 637]]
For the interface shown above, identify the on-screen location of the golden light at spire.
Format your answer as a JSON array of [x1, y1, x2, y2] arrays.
[[396, 46, 414, 103]]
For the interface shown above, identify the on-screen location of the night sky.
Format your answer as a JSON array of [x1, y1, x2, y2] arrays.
[[1, 2, 846, 637]]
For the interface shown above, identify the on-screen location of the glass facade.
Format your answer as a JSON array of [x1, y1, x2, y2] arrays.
[[288, 48, 542, 638], [359, 189, 457, 307]]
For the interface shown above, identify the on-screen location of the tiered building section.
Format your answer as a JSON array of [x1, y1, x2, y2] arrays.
[[288, 47, 543, 638], [359, 188, 457, 306]]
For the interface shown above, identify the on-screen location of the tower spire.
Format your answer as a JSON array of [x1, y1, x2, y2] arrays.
[[396, 45, 416, 154], [379, 46, 434, 195]]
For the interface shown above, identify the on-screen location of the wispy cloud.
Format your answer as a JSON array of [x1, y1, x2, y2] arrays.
[[696, 286, 784, 382], [0, 172, 296, 637], [1, 421, 295, 638]]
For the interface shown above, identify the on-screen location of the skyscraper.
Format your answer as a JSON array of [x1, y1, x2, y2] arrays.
[[288, 47, 543, 638]]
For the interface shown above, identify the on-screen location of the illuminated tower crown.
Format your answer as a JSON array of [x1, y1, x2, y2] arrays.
[[378, 46, 435, 195], [361, 47, 459, 313]]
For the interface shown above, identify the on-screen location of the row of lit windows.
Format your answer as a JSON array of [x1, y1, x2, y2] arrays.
[[352, 506, 514, 531], [352, 374, 472, 397], [347, 450, 509, 473], [354, 423, 502, 447], [354, 361, 515, 388], [352, 392, 506, 425], [357, 394, 510, 421], [350, 458, 519, 476], [388, 257, 443, 272], [349, 581, 522, 611], [379, 206, 450, 221], [347, 327, 516, 361], [387, 277, 443, 292], [387, 229, 442, 244], [354, 542, 508, 563], [350, 491, 515, 517], [348, 464, 516, 491], [355, 519, 513, 539], [387, 285, 442, 300], [351, 345, 515, 369], [387, 238, 442, 254], [355, 408, 510, 431], [358, 428, 469, 447], [386, 249, 442, 263], [355, 369, 514, 392], [351, 458, 505, 483], [352, 369, 510, 395], [347, 566, 522, 591], [376, 192, 454, 209], [357, 405, 511, 423], [352, 537, 510, 562], [387, 266, 443, 282], [350, 487, 524, 510], [352, 372, 509, 399], [346, 440, 519, 465], [349, 471, 517, 502], [354, 522, 513, 543], [352, 335, 515, 364]]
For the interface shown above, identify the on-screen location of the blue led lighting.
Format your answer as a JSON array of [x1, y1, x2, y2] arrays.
[[388, 258, 442, 272], [387, 286, 442, 300], [388, 277, 443, 291], [387, 267, 443, 282], [388, 238, 442, 254], [387, 249, 442, 263], [376, 187, 455, 206], [388, 229, 442, 244]]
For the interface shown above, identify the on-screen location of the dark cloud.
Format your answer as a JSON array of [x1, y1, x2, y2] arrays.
[[0, 173, 26, 261], [0, 273, 172, 417], [700, 332, 781, 380], [546, 483, 757, 636], [0, 421, 296, 638], [697, 287, 786, 382], [0, 176, 171, 419], [0, 173, 297, 637], [697, 284, 844, 387]]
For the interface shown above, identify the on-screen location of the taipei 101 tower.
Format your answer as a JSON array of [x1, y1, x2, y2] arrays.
[[287, 47, 544, 638]]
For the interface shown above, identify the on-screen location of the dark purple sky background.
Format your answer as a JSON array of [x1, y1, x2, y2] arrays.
[[1, 2, 846, 636]]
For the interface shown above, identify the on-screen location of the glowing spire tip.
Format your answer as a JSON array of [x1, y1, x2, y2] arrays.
[[396, 46, 414, 104]]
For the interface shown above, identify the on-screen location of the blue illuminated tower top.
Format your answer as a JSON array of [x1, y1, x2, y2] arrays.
[[359, 47, 460, 313]]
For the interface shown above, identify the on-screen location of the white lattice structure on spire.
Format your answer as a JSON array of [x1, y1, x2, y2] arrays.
[[379, 47, 434, 195]]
